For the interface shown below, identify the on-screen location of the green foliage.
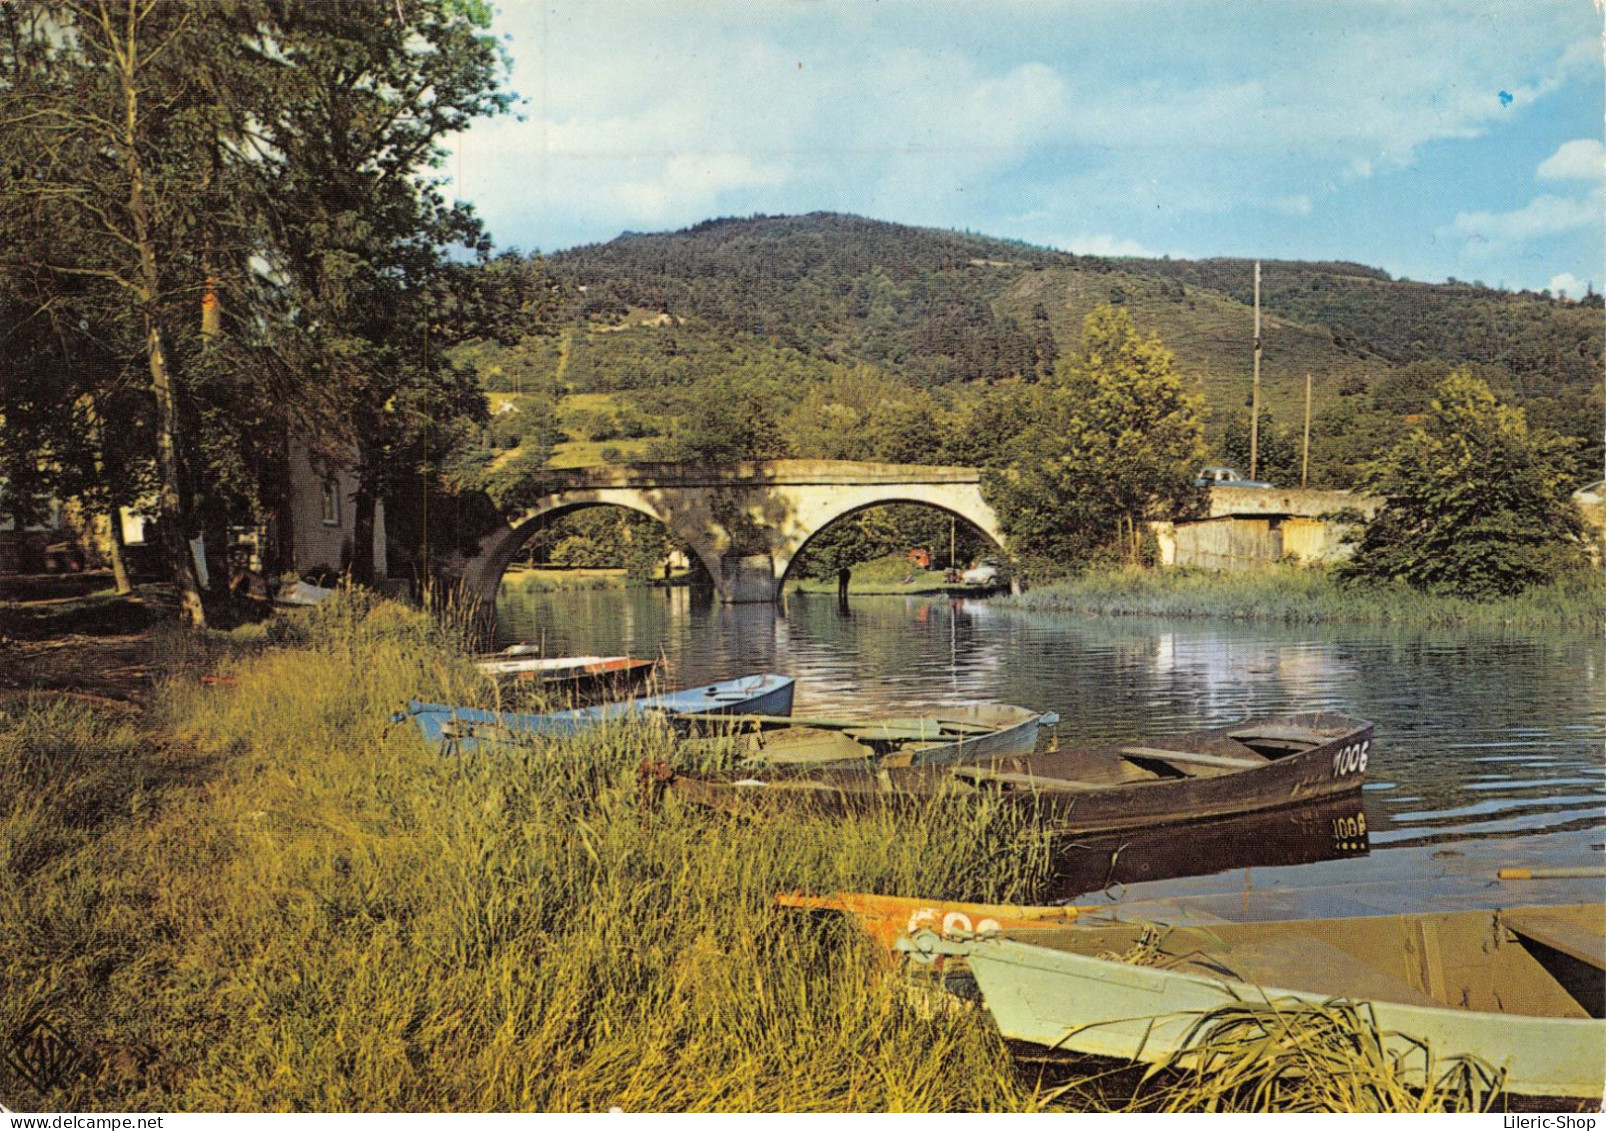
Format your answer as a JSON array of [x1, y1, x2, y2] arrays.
[[1218, 409, 1300, 486], [651, 373, 794, 463], [1339, 372, 1590, 599], [983, 306, 1205, 576], [0, 0, 513, 605]]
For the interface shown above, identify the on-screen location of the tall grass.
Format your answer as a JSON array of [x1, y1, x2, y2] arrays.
[[1010, 565, 1606, 630], [1, 592, 1050, 1111]]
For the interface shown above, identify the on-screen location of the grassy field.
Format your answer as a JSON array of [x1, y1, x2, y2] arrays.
[[1010, 565, 1606, 630], [0, 589, 1543, 1111], [499, 565, 635, 592], [545, 438, 656, 468]]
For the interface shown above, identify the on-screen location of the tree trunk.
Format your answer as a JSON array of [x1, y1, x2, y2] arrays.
[[106, 508, 132, 595], [120, 28, 205, 628], [146, 320, 207, 627], [350, 486, 376, 585]]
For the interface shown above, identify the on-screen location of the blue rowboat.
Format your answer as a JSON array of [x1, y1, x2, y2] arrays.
[[392, 673, 796, 754]]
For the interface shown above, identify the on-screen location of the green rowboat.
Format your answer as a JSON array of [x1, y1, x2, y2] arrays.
[[898, 904, 1606, 1099]]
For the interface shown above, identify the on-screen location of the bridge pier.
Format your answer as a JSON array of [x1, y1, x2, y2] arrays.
[[718, 553, 782, 603]]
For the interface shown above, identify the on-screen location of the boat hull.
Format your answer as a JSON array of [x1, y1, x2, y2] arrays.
[[666, 712, 1372, 835], [903, 905, 1606, 1099], [396, 674, 796, 754]]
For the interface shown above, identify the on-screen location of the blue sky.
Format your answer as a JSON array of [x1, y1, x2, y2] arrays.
[[448, 1, 1605, 295]]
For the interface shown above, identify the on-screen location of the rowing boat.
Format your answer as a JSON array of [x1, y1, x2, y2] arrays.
[[393, 673, 796, 755], [658, 712, 1372, 833], [675, 702, 1059, 770], [474, 652, 659, 684], [896, 904, 1606, 1099]]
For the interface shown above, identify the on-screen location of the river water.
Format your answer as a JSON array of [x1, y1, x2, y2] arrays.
[[497, 585, 1605, 919]]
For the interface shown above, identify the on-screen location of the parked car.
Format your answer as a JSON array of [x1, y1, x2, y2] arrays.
[[1195, 466, 1275, 489], [961, 558, 1002, 585]]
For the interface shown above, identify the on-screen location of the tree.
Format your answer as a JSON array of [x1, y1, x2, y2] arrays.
[[1220, 408, 1298, 485], [653, 373, 791, 463], [0, 1, 511, 617], [236, 0, 510, 583], [0, 0, 238, 623], [982, 305, 1205, 575], [1339, 371, 1589, 598]]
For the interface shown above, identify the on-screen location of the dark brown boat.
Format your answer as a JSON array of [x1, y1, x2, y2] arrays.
[[1041, 791, 1370, 899], [650, 711, 1373, 833]]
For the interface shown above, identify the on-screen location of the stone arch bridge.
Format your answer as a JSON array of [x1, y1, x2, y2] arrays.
[[460, 460, 1003, 604]]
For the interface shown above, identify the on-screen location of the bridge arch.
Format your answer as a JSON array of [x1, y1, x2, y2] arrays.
[[458, 461, 1005, 604], [772, 494, 1005, 588], [461, 490, 725, 604]]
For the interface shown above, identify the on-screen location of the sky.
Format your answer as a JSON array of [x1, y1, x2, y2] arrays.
[[447, 1, 1605, 296]]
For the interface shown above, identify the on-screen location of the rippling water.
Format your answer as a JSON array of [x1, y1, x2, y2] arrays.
[[497, 585, 1605, 912]]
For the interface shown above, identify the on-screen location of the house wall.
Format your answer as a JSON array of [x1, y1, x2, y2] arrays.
[[286, 437, 385, 577]]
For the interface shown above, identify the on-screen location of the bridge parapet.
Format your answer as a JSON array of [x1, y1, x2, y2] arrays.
[[513, 459, 984, 495], [1206, 485, 1380, 520]]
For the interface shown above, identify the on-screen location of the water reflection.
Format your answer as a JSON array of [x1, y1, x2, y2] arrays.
[[497, 585, 1605, 900]]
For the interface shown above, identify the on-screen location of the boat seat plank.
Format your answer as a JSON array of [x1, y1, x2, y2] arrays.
[[951, 767, 1102, 791], [1171, 933, 1444, 1008], [1120, 746, 1265, 770], [1505, 911, 1606, 971], [1226, 726, 1323, 745]]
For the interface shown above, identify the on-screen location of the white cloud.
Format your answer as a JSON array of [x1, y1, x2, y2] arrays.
[[445, 0, 1604, 291], [1441, 191, 1602, 256], [1052, 234, 1165, 258], [1546, 272, 1592, 298], [1538, 138, 1605, 181]]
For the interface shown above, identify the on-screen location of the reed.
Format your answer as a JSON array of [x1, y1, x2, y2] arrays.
[[1010, 565, 1606, 630], [0, 591, 1536, 1111], [1140, 998, 1506, 1113]]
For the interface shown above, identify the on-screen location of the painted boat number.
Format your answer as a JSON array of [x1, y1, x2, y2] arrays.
[[1331, 739, 1370, 777], [906, 908, 1003, 938]]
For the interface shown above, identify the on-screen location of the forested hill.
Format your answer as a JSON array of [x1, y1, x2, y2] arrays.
[[546, 213, 1600, 411], [455, 212, 1600, 488]]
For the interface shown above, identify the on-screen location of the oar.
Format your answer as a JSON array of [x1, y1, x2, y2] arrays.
[[1496, 866, 1606, 880]]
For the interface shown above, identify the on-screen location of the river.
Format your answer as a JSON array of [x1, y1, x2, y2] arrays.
[[497, 585, 1605, 919]]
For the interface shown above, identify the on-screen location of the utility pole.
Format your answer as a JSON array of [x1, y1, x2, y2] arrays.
[[1250, 260, 1262, 481], [1301, 370, 1313, 488]]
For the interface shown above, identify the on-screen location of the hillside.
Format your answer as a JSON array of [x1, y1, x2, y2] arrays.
[[463, 212, 1601, 483]]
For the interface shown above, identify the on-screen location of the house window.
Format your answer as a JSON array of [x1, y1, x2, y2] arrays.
[[320, 479, 341, 526]]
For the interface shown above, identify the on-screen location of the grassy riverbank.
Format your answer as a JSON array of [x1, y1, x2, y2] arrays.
[[1009, 565, 1606, 630], [789, 554, 996, 597], [0, 590, 1533, 1111]]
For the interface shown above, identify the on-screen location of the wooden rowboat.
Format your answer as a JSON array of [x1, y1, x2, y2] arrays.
[[658, 712, 1373, 833], [896, 904, 1606, 1099], [676, 702, 1059, 770], [474, 652, 659, 684], [473, 653, 661, 703], [392, 673, 796, 755]]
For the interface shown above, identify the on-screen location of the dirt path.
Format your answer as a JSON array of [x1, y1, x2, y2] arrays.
[[0, 576, 171, 707], [0, 630, 158, 708]]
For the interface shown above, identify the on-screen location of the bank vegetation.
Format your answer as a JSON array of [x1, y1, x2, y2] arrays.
[[0, 591, 1543, 1112]]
